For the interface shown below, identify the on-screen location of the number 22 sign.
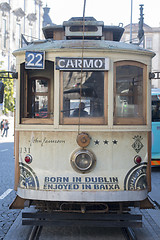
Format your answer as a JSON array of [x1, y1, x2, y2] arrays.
[[25, 51, 45, 69]]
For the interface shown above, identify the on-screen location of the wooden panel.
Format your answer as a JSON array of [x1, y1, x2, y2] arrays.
[[24, 71, 28, 117], [21, 118, 53, 124], [63, 117, 106, 125], [115, 118, 145, 125], [53, 29, 65, 40], [14, 130, 19, 190], [147, 131, 151, 192]]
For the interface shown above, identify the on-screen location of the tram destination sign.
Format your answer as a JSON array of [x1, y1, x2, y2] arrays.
[[25, 51, 45, 69], [56, 57, 109, 71]]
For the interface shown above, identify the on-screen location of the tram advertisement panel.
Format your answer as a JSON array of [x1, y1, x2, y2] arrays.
[[18, 131, 148, 192]]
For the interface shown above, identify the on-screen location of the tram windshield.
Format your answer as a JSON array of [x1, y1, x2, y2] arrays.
[[62, 71, 104, 118]]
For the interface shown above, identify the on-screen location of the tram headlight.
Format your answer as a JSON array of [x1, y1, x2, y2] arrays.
[[71, 149, 96, 173]]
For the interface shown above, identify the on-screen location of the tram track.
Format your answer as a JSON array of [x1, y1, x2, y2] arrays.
[[28, 225, 136, 240], [28, 226, 43, 240], [122, 227, 137, 240]]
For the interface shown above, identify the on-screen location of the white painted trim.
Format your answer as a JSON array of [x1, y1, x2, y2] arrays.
[[17, 188, 147, 202], [0, 189, 13, 200]]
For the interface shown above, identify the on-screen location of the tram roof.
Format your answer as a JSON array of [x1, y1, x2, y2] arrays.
[[13, 17, 155, 57], [13, 39, 155, 57], [42, 17, 124, 42], [42, 24, 124, 42]]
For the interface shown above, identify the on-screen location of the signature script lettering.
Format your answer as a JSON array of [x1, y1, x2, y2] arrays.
[[29, 137, 65, 147]]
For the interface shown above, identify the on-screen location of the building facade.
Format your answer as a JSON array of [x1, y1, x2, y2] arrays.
[[121, 23, 160, 88], [0, 0, 44, 72]]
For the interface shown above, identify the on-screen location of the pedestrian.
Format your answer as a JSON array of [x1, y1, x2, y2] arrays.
[[0, 119, 4, 134], [2, 119, 9, 137]]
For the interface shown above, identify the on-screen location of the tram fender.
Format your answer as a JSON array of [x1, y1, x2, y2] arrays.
[[139, 197, 155, 209], [9, 195, 28, 209]]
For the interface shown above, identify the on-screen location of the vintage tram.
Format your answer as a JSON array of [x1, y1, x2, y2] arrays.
[[11, 16, 155, 224]]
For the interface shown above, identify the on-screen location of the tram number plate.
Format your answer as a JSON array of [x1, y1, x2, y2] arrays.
[[25, 51, 45, 69]]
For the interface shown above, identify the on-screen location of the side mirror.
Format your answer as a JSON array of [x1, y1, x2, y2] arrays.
[[0, 82, 4, 104]]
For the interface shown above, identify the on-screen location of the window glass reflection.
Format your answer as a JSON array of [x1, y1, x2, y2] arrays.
[[116, 65, 143, 118], [29, 79, 49, 118], [32, 96, 48, 118], [63, 71, 104, 118], [32, 79, 48, 93]]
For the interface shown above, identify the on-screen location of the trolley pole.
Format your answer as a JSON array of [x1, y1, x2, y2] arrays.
[[130, 0, 133, 43]]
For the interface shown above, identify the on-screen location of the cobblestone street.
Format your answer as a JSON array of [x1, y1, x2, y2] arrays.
[[0, 191, 20, 240]]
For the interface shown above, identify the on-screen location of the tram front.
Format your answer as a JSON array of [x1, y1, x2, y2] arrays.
[[11, 17, 155, 215]]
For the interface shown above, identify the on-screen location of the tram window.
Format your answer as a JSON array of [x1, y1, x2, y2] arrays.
[[20, 61, 53, 124], [30, 79, 49, 118], [60, 71, 107, 124], [114, 61, 146, 125], [152, 101, 160, 122]]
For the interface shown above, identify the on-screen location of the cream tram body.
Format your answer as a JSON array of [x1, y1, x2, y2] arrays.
[[13, 18, 154, 210]]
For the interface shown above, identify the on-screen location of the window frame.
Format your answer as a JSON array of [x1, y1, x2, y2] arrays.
[[113, 61, 147, 125], [60, 71, 108, 125], [20, 62, 53, 124]]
